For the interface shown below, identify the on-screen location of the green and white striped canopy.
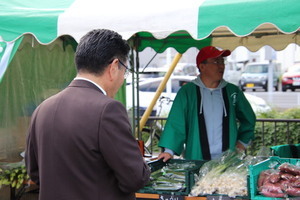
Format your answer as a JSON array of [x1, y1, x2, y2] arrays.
[[1, 0, 299, 53]]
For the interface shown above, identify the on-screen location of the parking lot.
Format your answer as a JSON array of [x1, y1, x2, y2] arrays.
[[246, 90, 300, 111]]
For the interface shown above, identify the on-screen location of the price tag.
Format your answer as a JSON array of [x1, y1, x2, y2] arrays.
[[158, 194, 184, 200], [207, 195, 233, 200]]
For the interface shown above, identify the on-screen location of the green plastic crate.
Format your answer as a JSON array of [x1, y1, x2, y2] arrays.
[[271, 144, 300, 158], [248, 156, 300, 200], [139, 159, 206, 196]]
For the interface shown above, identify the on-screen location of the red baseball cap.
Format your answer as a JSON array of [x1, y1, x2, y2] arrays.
[[196, 46, 231, 67]]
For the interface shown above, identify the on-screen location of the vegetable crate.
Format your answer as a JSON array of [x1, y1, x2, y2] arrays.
[[248, 156, 300, 200], [139, 159, 206, 196], [271, 144, 300, 158]]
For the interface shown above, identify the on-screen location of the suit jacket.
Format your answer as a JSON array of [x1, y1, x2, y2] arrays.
[[25, 80, 151, 200]]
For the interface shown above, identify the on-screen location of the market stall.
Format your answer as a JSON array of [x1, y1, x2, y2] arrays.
[[0, 0, 300, 199], [135, 151, 255, 200], [134, 147, 300, 200]]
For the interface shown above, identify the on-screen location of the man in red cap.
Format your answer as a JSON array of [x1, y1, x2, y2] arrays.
[[158, 46, 256, 161]]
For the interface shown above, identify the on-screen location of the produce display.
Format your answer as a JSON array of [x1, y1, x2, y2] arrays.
[[190, 150, 263, 198], [143, 161, 198, 192], [258, 162, 300, 197], [0, 161, 29, 189]]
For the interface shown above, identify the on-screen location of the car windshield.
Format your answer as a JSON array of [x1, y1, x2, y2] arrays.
[[139, 72, 166, 79], [244, 65, 268, 73], [139, 81, 165, 92], [139, 78, 191, 93]]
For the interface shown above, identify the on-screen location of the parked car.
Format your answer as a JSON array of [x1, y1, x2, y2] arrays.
[[172, 63, 199, 76], [126, 63, 198, 85], [244, 93, 271, 113], [281, 63, 300, 92], [239, 62, 281, 91], [125, 66, 168, 85], [126, 76, 271, 117], [126, 75, 196, 117], [223, 62, 243, 86]]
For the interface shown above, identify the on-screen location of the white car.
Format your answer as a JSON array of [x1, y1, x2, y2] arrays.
[[126, 76, 271, 117], [125, 66, 168, 85], [244, 93, 271, 113], [126, 76, 196, 117], [223, 62, 243, 86]]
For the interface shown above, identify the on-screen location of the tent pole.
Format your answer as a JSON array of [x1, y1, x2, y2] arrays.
[[129, 47, 137, 137], [135, 49, 141, 139], [136, 52, 182, 134]]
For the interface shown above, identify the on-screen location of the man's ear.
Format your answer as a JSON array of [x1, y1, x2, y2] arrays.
[[198, 63, 205, 72], [108, 59, 119, 80]]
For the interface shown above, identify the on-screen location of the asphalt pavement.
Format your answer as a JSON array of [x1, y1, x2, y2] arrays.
[[245, 89, 300, 111]]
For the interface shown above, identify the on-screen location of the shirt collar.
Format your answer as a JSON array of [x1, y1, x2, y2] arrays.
[[74, 77, 107, 96]]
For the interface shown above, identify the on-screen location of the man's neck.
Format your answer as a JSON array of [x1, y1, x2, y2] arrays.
[[76, 73, 107, 93], [200, 75, 220, 88]]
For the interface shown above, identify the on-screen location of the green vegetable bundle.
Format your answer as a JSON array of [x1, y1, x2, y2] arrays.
[[0, 161, 29, 189], [145, 161, 198, 191]]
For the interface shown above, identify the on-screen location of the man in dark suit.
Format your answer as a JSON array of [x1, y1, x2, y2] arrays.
[[25, 29, 151, 200]]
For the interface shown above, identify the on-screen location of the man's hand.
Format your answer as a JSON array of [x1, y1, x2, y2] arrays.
[[236, 141, 246, 152], [157, 152, 173, 162]]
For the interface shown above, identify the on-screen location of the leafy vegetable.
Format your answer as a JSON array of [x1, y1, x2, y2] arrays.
[[0, 161, 29, 189]]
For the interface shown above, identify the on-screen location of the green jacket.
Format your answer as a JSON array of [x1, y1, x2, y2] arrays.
[[158, 81, 256, 160]]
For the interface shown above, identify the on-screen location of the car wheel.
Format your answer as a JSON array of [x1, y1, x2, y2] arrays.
[[282, 86, 287, 92], [275, 80, 279, 91], [291, 88, 295, 92], [263, 83, 268, 91]]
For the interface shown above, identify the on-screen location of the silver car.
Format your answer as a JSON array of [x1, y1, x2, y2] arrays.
[[239, 62, 281, 91]]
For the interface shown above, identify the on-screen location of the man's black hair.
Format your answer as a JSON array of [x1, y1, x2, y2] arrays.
[[75, 29, 130, 74]]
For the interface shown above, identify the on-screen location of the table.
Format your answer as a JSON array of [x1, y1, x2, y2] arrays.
[[136, 193, 249, 200], [136, 193, 215, 200]]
